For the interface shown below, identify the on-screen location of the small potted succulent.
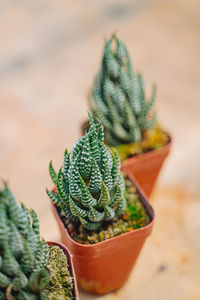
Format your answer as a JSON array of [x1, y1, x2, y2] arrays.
[[47, 115, 154, 295], [87, 34, 171, 197], [0, 183, 79, 299]]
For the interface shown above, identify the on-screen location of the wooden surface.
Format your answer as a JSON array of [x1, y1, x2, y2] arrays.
[[0, 0, 200, 299]]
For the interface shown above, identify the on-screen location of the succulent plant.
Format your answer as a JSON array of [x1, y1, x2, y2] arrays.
[[47, 115, 126, 231], [89, 34, 156, 147], [0, 183, 50, 300]]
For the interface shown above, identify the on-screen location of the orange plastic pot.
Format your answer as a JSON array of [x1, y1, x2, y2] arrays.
[[121, 138, 171, 197], [47, 241, 79, 299], [51, 173, 154, 295]]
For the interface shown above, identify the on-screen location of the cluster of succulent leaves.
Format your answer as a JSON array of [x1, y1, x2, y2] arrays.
[[62, 177, 150, 245], [44, 246, 73, 300], [0, 183, 49, 300], [47, 115, 126, 231], [89, 34, 156, 147]]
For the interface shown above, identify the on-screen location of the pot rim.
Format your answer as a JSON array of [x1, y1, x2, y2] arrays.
[[47, 241, 79, 299], [121, 133, 172, 166], [52, 173, 155, 248]]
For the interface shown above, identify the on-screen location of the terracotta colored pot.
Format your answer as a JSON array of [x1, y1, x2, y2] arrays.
[[121, 138, 171, 197], [47, 241, 79, 299], [51, 173, 154, 295]]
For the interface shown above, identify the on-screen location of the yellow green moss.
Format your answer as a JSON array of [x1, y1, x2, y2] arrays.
[[44, 246, 73, 300], [115, 124, 169, 161]]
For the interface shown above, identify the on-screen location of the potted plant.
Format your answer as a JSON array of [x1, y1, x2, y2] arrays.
[[86, 34, 171, 197], [47, 115, 154, 295], [0, 183, 79, 299]]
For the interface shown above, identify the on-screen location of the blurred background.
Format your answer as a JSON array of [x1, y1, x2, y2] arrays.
[[0, 0, 200, 299]]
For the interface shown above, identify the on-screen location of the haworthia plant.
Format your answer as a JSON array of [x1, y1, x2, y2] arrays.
[[89, 34, 156, 147], [0, 183, 50, 300], [47, 115, 126, 231]]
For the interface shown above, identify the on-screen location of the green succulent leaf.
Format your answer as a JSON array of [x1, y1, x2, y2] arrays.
[[88, 113, 101, 163], [49, 161, 57, 185], [63, 150, 70, 181], [79, 173, 96, 208], [56, 168, 68, 200], [79, 217, 102, 231], [30, 210, 40, 239], [69, 196, 88, 219], [28, 269, 50, 293], [79, 135, 91, 180], [104, 206, 115, 221], [69, 170, 82, 201], [34, 240, 49, 270], [88, 157, 102, 194], [95, 182, 110, 209], [21, 241, 35, 275], [111, 149, 120, 186], [102, 161, 113, 191], [8, 221, 24, 258], [2, 241, 20, 277], [46, 188, 61, 205], [12, 270, 28, 291], [0, 272, 10, 288], [115, 196, 127, 216], [110, 184, 123, 208], [71, 136, 84, 160], [0, 203, 8, 243], [18, 291, 38, 300], [88, 206, 104, 223]]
